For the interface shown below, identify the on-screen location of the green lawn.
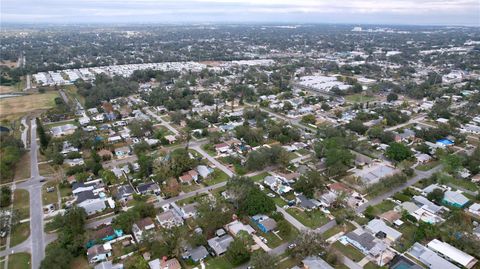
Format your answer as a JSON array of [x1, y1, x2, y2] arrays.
[[394, 222, 418, 253], [332, 241, 365, 262], [322, 222, 355, 239], [250, 172, 270, 182], [204, 169, 229, 186], [416, 161, 440, 171], [364, 261, 380, 269], [42, 182, 58, 206], [367, 200, 395, 216], [10, 222, 30, 247], [286, 208, 330, 228], [204, 256, 234, 269], [201, 144, 217, 157], [7, 253, 30, 269], [13, 189, 29, 219]]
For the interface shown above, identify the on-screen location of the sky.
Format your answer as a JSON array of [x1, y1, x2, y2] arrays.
[[1, 0, 479, 26]]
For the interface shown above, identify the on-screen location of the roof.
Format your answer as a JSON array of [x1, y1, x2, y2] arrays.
[[328, 182, 352, 194], [443, 191, 469, 206], [76, 190, 98, 204], [259, 218, 277, 232], [115, 185, 135, 199], [226, 220, 255, 236], [365, 219, 402, 241], [94, 261, 123, 269], [135, 217, 154, 230], [137, 182, 160, 193], [156, 210, 183, 224], [93, 226, 115, 240], [148, 258, 182, 269], [208, 235, 234, 255], [302, 256, 335, 269], [345, 228, 376, 250], [412, 196, 442, 213], [379, 210, 401, 223], [409, 243, 459, 269], [427, 239, 477, 268], [297, 194, 316, 209], [190, 245, 209, 261]]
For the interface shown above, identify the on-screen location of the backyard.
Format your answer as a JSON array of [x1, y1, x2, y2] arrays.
[[286, 208, 330, 228]]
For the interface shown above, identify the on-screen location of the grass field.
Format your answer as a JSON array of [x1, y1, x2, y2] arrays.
[[13, 189, 30, 219], [0, 92, 58, 121], [10, 222, 30, 247], [203, 169, 229, 186], [13, 153, 30, 181], [345, 93, 378, 103], [7, 252, 30, 269], [332, 241, 365, 262], [250, 171, 270, 182], [204, 256, 234, 269], [70, 257, 89, 269], [42, 181, 59, 206], [64, 85, 85, 106], [416, 161, 440, 171], [286, 208, 330, 228]]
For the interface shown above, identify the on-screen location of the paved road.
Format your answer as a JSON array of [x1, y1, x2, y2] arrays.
[[251, 105, 317, 133], [276, 205, 307, 231], [356, 165, 442, 213], [384, 114, 426, 132], [145, 108, 180, 136], [191, 144, 234, 177]]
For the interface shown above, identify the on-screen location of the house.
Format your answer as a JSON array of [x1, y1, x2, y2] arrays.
[[132, 217, 155, 242], [148, 257, 182, 269], [214, 143, 230, 154], [365, 219, 402, 242], [65, 158, 85, 167], [468, 203, 480, 216], [296, 194, 317, 210], [196, 165, 213, 179], [91, 226, 123, 243], [115, 185, 135, 202], [251, 215, 277, 233], [442, 191, 469, 208], [408, 243, 459, 269], [183, 245, 209, 263], [94, 261, 123, 269], [343, 228, 387, 258], [137, 182, 161, 195], [225, 220, 255, 236], [180, 203, 198, 219], [379, 210, 401, 224], [87, 243, 112, 264], [427, 239, 477, 269], [263, 176, 292, 195], [318, 191, 337, 207], [416, 153, 432, 163], [179, 170, 199, 184], [474, 226, 480, 239], [412, 196, 443, 214], [353, 163, 398, 186], [50, 124, 77, 137], [156, 209, 184, 229], [164, 135, 177, 144], [207, 233, 234, 256], [76, 191, 106, 216], [296, 256, 335, 269], [328, 182, 353, 195]]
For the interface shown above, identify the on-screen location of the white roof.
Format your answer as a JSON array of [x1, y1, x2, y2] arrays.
[[427, 239, 477, 268], [365, 219, 402, 241]]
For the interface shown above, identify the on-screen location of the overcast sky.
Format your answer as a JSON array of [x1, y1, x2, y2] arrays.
[[2, 0, 479, 26]]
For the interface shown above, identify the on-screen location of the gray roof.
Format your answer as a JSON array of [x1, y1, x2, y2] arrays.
[[297, 194, 316, 209], [207, 235, 234, 255], [345, 228, 376, 250], [76, 190, 97, 204], [443, 191, 469, 205], [408, 243, 459, 269], [302, 256, 334, 269], [116, 185, 135, 199], [190, 245, 209, 261], [412, 196, 442, 213], [137, 182, 160, 193]]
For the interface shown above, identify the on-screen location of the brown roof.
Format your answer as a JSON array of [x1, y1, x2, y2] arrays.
[[328, 182, 352, 194], [379, 210, 401, 223], [160, 258, 181, 269], [93, 225, 114, 240], [215, 143, 228, 149], [135, 217, 154, 230]]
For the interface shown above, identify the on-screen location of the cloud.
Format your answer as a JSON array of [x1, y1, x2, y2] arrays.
[[1, 0, 479, 25]]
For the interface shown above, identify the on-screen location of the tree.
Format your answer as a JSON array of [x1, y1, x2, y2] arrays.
[[36, 118, 50, 150], [226, 238, 250, 265], [301, 114, 316, 125], [240, 188, 276, 215], [387, 93, 398, 102], [386, 142, 413, 163], [346, 119, 367, 135], [427, 188, 444, 204], [289, 230, 326, 260], [250, 251, 277, 269], [40, 243, 74, 269], [293, 171, 327, 198], [441, 154, 463, 174], [0, 186, 12, 207], [125, 254, 149, 269], [277, 220, 292, 238], [198, 92, 215, 106]]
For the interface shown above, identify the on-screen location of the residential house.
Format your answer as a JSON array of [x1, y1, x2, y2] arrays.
[[343, 228, 388, 258], [318, 191, 337, 208], [442, 191, 469, 208], [251, 215, 277, 233], [207, 232, 234, 256], [295, 256, 335, 269], [115, 185, 135, 202], [365, 219, 402, 242], [132, 217, 155, 242], [408, 243, 459, 269], [87, 243, 112, 264], [65, 158, 85, 167], [263, 176, 292, 195], [427, 239, 477, 269], [225, 220, 255, 237], [296, 194, 317, 210], [156, 209, 184, 229], [183, 245, 209, 263], [468, 203, 480, 217], [353, 163, 398, 186], [137, 182, 161, 195], [196, 165, 213, 179], [76, 191, 107, 215], [164, 135, 177, 144], [91, 226, 123, 243], [148, 257, 182, 269], [94, 261, 123, 269], [50, 124, 77, 137], [179, 170, 199, 184]]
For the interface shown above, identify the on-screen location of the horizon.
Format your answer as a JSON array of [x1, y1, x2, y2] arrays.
[[2, 0, 479, 27]]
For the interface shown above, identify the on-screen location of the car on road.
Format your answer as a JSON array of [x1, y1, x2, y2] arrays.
[[39, 179, 46, 182]]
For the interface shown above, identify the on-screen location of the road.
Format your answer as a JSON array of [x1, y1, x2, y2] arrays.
[[145, 108, 180, 136], [191, 143, 234, 177], [275, 205, 307, 231], [20, 117, 29, 149], [384, 114, 426, 132], [24, 74, 31, 92]]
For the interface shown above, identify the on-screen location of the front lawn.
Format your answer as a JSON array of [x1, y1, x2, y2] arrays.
[[332, 241, 365, 262], [13, 189, 29, 219], [416, 161, 440, 171], [42, 181, 58, 206], [322, 222, 355, 239], [10, 222, 30, 247], [7, 252, 30, 269], [393, 222, 418, 253], [286, 208, 330, 228], [204, 256, 234, 269], [250, 171, 270, 182], [204, 169, 229, 186]]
